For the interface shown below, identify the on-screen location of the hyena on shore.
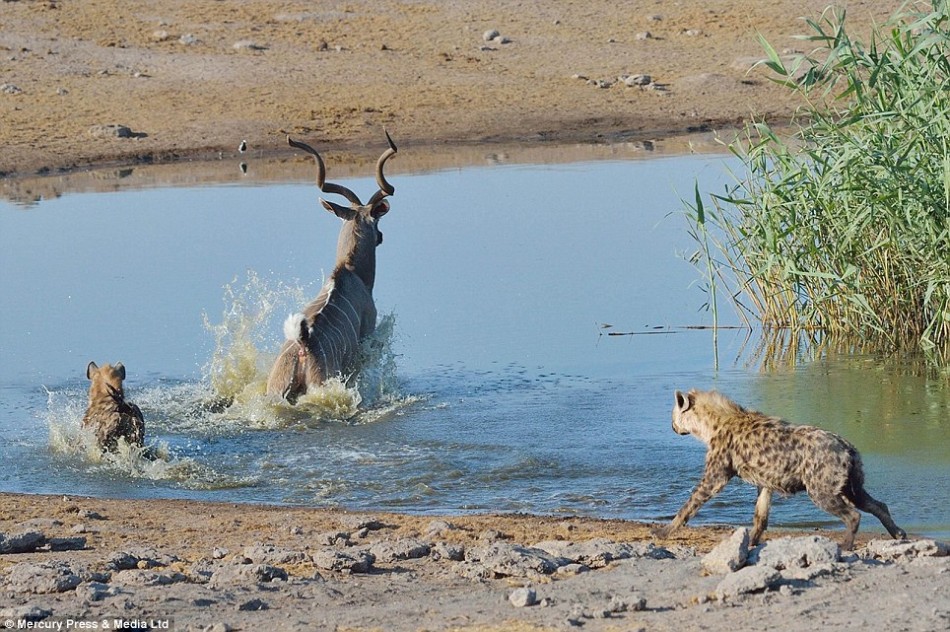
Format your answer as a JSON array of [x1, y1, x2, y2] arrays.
[[82, 361, 145, 453], [653, 389, 906, 550]]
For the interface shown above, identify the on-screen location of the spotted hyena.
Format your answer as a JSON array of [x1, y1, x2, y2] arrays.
[[653, 389, 905, 550], [82, 361, 145, 452]]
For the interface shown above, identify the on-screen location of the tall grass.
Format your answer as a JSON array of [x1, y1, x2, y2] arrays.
[[688, 2, 950, 364]]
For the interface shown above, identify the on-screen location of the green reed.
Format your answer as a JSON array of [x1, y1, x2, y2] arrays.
[[687, 2, 950, 364]]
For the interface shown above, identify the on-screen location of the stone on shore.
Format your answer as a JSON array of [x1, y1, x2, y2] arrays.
[[242, 543, 308, 565], [311, 549, 375, 574], [715, 565, 781, 600], [4, 561, 82, 594], [0, 530, 46, 554], [208, 563, 288, 587], [702, 527, 750, 574], [463, 542, 572, 578], [509, 586, 537, 607], [369, 538, 431, 562], [748, 535, 840, 570], [860, 538, 949, 561]]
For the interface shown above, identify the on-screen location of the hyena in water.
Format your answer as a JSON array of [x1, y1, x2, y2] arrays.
[[653, 389, 906, 550], [82, 361, 145, 453]]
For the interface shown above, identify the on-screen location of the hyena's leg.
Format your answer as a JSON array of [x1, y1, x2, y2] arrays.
[[809, 491, 861, 550], [852, 488, 906, 540], [749, 487, 773, 546], [654, 467, 731, 539]]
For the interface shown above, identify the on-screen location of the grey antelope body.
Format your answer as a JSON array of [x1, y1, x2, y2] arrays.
[[267, 134, 397, 403]]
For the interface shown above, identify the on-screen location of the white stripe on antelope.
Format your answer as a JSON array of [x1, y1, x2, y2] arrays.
[[266, 133, 397, 404]]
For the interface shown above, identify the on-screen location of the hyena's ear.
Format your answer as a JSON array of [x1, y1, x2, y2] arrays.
[[115, 363, 126, 380], [86, 361, 99, 380], [674, 390, 692, 412]]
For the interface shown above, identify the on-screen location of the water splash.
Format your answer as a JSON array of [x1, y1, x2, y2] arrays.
[[43, 387, 243, 488], [201, 271, 416, 428]]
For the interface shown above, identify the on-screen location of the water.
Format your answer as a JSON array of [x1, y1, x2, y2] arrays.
[[1, 153, 948, 539]]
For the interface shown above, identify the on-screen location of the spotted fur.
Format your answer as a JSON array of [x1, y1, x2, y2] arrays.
[[81, 361, 145, 452], [654, 389, 905, 550]]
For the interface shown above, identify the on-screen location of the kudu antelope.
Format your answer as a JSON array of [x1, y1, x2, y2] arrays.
[[266, 134, 397, 403]]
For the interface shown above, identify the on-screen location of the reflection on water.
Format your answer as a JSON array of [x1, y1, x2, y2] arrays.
[[0, 153, 947, 539]]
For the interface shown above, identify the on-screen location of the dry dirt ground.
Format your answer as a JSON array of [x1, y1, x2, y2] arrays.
[[4, 1, 947, 631], [1, 493, 948, 632], [0, 0, 903, 177]]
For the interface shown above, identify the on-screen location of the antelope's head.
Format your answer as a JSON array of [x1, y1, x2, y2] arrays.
[[288, 133, 397, 291]]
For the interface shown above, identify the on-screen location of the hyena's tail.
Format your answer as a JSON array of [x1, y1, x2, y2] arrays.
[[843, 447, 906, 540]]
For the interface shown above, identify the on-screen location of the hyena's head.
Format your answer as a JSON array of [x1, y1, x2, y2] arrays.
[[672, 389, 734, 445], [86, 361, 127, 402], [266, 313, 322, 404]]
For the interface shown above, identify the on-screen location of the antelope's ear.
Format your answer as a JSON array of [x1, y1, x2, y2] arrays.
[[86, 361, 99, 380], [115, 362, 126, 380], [371, 199, 390, 219], [321, 199, 356, 221], [674, 390, 691, 412]]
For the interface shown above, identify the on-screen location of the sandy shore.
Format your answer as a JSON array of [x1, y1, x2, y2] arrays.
[[1, 493, 948, 631], [0, 0, 903, 177], [5, 1, 949, 630]]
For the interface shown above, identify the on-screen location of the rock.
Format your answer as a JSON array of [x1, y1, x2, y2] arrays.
[[426, 520, 455, 537], [316, 531, 350, 546], [715, 565, 781, 600], [212, 547, 229, 560], [509, 586, 537, 607], [152, 30, 171, 42], [431, 541, 465, 562], [749, 536, 840, 570], [0, 530, 46, 553], [111, 569, 188, 586], [464, 542, 571, 578], [483, 29, 500, 42], [610, 593, 647, 612], [238, 598, 269, 611], [702, 528, 750, 574], [4, 561, 82, 594], [534, 539, 673, 567], [76, 581, 118, 602], [88, 124, 134, 139], [370, 538, 431, 562], [49, 536, 87, 551], [1, 83, 23, 94], [242, 544, 308, 565], [0, 605, 52, 622], [861, 539, 949, 561], [493, 35, 511, 45], [556, 563, 590, 576], [340, 515, 384, 531], [179, 33, 199, 46], [208, 564, 288, 587], [106, 547, 177, 570], [635, 32, 653, 41], [311, 549, 375, 574], [479, 529, 507, 542], [623, 74, 652, 87], [189, 560, 217, 583]]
